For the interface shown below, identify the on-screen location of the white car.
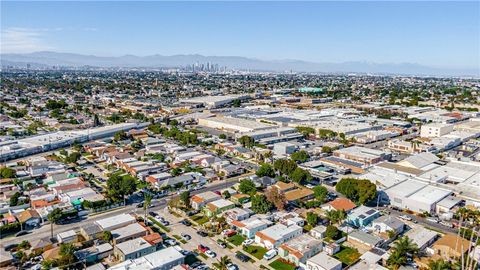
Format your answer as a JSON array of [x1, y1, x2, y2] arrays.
[[227, 263, 238, 270], [242, 239, 254, 246], [205, 250, 216, 258], [399, 215, 412, 221], [164, 239, 177, 246], [263, 249, 278, 260]]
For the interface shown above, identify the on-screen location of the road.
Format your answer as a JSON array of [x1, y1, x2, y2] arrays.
[[0, 175, 246, 247]]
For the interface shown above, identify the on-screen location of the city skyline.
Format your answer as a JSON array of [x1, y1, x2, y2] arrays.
[[1, 1, 479, 70]]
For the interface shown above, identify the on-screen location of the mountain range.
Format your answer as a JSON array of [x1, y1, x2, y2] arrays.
[[1, 51, 478, 77]]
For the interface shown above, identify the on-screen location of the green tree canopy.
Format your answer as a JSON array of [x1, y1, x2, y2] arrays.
[[325, 225, 341, 240], [291, 150, 309, 163], [256, 163, 275, 178], [239, 136, 255, 148], [306, 212, 318, 226], [335, 178, 377, 205], [239, 179, 256, 195], [273, 159, 298, 176], [289, 167, 312, 183], [251, 194, 274, 214], [313, 186, 328, 202], [106, 173, 137, 202], [0, 167, 16, 178]]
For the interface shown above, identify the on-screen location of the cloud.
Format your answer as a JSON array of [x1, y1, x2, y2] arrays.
[[0, 27, 54, 53]]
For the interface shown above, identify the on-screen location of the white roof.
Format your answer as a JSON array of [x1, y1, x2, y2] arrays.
[[111, 223, 147, 240], [95, 213, 135, 230], [400, 152, 439, 169], [405, 227, 438, 249], [58, 230, 77, 239], [109, 247, 184, 270], [407, 185, 451, 205], [115, 238, 152, 255], [308, 251, 342, 269], [258, 223, 301, 241]]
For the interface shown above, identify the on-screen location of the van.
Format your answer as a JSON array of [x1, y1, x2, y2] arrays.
[[263, 249, 277, 260], [426, 217, 439, 223]]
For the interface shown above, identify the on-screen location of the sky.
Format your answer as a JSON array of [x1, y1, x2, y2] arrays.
[[1, 1, 479, 69]]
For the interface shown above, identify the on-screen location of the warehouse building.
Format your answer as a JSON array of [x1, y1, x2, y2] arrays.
[[198, 116, 272, 133]]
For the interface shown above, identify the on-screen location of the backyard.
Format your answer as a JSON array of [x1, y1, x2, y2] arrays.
[[334, 246, 361, 266], [269, 259, 296, 270]]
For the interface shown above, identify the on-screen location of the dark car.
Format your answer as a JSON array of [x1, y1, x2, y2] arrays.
[[181, 219, 192, 226], [15, 231, 29, 237], [187, 210, 200, 216], [235, 253, 250, 262], [136, 203, 144, 208], [196, 231, 208, 237], [4, 244, 18, 252], [149, 211, 157, 217], [216, 239, 227, 248]]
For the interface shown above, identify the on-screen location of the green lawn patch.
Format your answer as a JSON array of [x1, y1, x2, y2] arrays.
[[180, 239, 187, 244], [191, 214, 209, 225], [269, 259, 296, 270], [243, 245, 268, 260], [172, 235, 181, 240], [228, 234, 246, 246], [334, 246, 361, 266], [148, 217, 171, 232], [199, 253, 208, 259]]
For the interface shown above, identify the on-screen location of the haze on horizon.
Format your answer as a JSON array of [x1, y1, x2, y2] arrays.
[[1, 1, 479, 70]]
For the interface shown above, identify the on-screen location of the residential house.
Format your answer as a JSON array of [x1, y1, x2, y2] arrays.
[[113, 237, 156, 261], [310, 225, 327, 239], [57, 230, 77, 243], [279, 234, 323, 266], [232, 216, 273, 239], [255, 223, 303, 249], [428, 234, 472, 260], [371, 216, 405, 235], [80, 223, 104, 241], [204, 199, 235, 217], [30, 238, 53, 253], [348, 230, 384, 249], [74, 243, 113, 264], [306, 252, 342, 270], [190, 191, 222, 210], [111, 222, 148, 244], [223, 207, 252, 222], [284, 188, 314, 204], [323, 198, 356, 212], [346, 206, 380, 227], [16, 209, 41, 227], [405, 227, 438, 250]]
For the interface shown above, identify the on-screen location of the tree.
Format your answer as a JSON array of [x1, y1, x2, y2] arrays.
[[180, 191, 191, 208], [321, 146, 333, 153], [232, 99, 242, 107], [387, 236, 419, 269], [144, 193, 152, 222], [296, 126, 315, 136], [113, 131, 128, 141], [219, 134, 227, 139], [239, 179, 256, 195], [239, 136, 255, 148], [171, 167, 182, 176], [427, 259, 453, 270], [325, 210, 346, 225], [265, 187, 286, 210], [65, 151, 81, 163], [9, 192, 21, 206], [256, 163, 275, 178], [289, 167, 312, 183], [0, 167, 16, 178], [59, 243, 76, 266], [106, 173, 137, 204], [222, 190, 231, 199], [291, 150, 309, 163], [313, 186, 328, 202], [274, 159, 298, 176], [325, 225, 341, 240], [251, 195, 274, 214], [213, 255, 232, 270], [335, 178, 377, 205], [306, 212, 318, 226], [101, 231, 113, 242], [47, 208, 63, 240]]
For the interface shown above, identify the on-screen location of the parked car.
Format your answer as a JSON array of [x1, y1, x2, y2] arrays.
[[149, 211, 157, 217], [136, 203, 144, 208], [4, 244, 18, 252], [197, 231, 208, 237], [440, 221, 453, 228], [187, 210, 200, 216], [160, 220, 170, 226], [181, 233, 191, 241], [263, 249, 278, 260], [205, 250, 216, 258], [242, 239, 254, 246], [15, 231, 29, 237], [222, 229, 236, 237], [164, 239, 177, 246], [216, 239, 227, 248], [181, 219, 192, 226], [426, 217, 440, 223], [399, 215, 412, 221], [227, 263, 238, 270], [235, 253, 250, 262], [197, 244, 209, 253]]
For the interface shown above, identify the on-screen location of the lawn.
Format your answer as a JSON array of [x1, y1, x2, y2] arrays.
[[228, 234, 246, 246], [243, 245, 268, 260], [269, 259, 296, 270], [148, 217, 171, 232], [334, 246, 361, 266], [191, 214, 209, 225]]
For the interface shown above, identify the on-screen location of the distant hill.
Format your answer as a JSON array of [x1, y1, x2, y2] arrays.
[[1, 51, 477, 77]]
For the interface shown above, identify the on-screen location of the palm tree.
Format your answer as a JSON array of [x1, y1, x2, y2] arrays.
[[387, 250, 407, 270], [325, 210, 346, 225], [47, 208, 63, 240], [213, 256, 231, 270], [101, 230, 113, 243], [143, 193, 152, 223], [59, 243, 76, 266], [428, 259, 453, 270]]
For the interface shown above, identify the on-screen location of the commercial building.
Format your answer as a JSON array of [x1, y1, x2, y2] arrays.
[[109, 247, 185, 270], [420, 123, 454, 138], [198, 116, 272, 133], [332, 146, 391, 166], [95, 214, 136, 231]]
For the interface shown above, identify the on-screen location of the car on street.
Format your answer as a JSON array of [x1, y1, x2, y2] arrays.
[[222, 229, 236, 237], [197, 231, 208, 237], [242, 239, 254, 246], [399, 215, 412, 221], [164, 239, 177, 246], [205, 250, 216, 258], [197, 244, 209, 253], [15, 231, 29, 237], [263, 249, 278, 260], [235, 253, 250, 262], [4, 244, 18, 252], [227, 263, 238, 270], [181, 233, 191, 241], [181, 219, 192, 226], [216, 239, 227, 248], [149, 211, 157, 217], [426, 217, 440, 223]]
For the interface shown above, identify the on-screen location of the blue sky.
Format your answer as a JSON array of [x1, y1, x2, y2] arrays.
[[1, 1, 479, 69]]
